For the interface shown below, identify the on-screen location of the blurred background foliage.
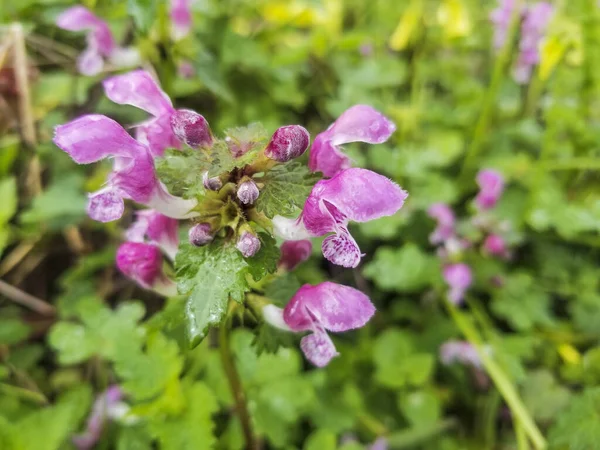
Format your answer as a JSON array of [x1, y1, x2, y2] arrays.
[[1, 0, 600, 449]]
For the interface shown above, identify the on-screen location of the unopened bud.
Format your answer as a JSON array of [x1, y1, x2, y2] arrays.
[[236, 231, 261, 257], [265, 125, 310, 162], [170, 109, 212, 148], [202, 172, 222, 191], [237, 180, 259, 205], [189, 223, 214, 246]]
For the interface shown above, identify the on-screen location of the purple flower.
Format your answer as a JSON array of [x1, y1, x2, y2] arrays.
[[237, 180, 259, 205], [56, 6, 140, 76], [483, 233, 510, 259], [236, 231, 261, 257], [177, 60, 195, 79], [440, 340, 484, 369], [53, 114, 197, 222], [308, 105, 396, 177], [489, 0, 519, 50], [73, 386, 126, 450], [189, 223, 214, 246], [513, 2, 553, 84], [427, 203, 455, 245], [103, 70, 178, 157], [265, 125, 310, 162], [278, 240, 312, 271], [443, 263, 472, 305], [274, 168, 408, 268], [170, 0, 192, 40], [170, 109, 213, 148], [125, 210, 179, 260], [264, 282, 375, 367], [475, 169, 505, 211], [116, 242, 176, 295]]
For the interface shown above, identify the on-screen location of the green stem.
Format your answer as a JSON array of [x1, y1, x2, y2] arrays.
[[516, 419, 530, 450], [0, 383, 48, 405], [219, 307, 258, 450], [444, 301, 546, 449], [539, 158, 600, 171], [460, 0, 522, 181], [387, 418, 456, 449]]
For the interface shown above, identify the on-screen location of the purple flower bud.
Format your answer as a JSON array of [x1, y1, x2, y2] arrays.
[[443, 263, 472, 305], [236, 231, 261, 257], [237, 180, 259, 205], [202, 171, 222, 191], [278, 240, 312, 271], [483, 234, 509, 259], [170, 109, 213, 148], [189, 223, 214, 246], [264, 125, 310, 162], [440, 340, 485, 368]]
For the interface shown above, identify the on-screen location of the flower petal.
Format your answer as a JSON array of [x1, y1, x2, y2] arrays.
[[321, 227, 362, 268], [283, 282, 375, 332], [300, 328, 339, 367], [308, 133, 351, 177], [170, 0, 193, 40], [136, 115, 180, 157], [56, 6, 115, 55], [103, 70, 173, 118], [278, 240, 312, 271], [126, 210, 179, 259], [475, 169, 505, 210], [77, 46, 104, 76], [328, 104, 396, 146], [87, 189, 125, 222], [116, 242, 163, 289], [53, 115, 146, 163]]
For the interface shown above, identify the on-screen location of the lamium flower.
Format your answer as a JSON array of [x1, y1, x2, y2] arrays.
[[489, 0, 519, 50], [170, 109, 213, 148], [170, 0, 192, 40], [236, 231, 261, 257], [427, 203, 456, 244], [237, 180, 259, 205], [274, 168, 408, 268], [116, 242, 177, 295], [443, 263, 472, 305], [125, 210, 179, 260], [440, 340, 484, 369], [278, 240, 312, 271], [103, 70, 178, 157], [513, 2, 554, 84], [308, 105, 396, 177], [56, 6, 140, 76], [73, 386, 129, 450], [263, 282, 376, 367], [53, 115, 197, 222], [475, 169, 505, 211], [483, 233, 510, 259], [265, 125, 310, 162]]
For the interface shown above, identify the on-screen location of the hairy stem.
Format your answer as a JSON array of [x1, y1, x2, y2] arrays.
[[219, 310, 258, 450]]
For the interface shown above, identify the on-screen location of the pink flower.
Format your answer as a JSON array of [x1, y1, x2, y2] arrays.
[[475, 169, 505, 210], [440, 340, 484, 368], [237, 180, 259, 205], [265, 125, 310, 162], [483, 233, 510, 259], [116, 242, 176, 295], [443, 263, 472, 305], [263, 282, 375, 367], [273, 168, 408, 268], [513, 2, 553, 84], [308, 105, 396, 177], [427, 203, 455, 244], [177, 60, 195, 79], [170, 109, 213, 148], [103, 70, 178, 157], [125, 210, 179, 260], [278, 240, 312, 271], [73, 386, 126, 450], [170, 0, 192, 40], [490, 0, 519, 50], [53, 115, 197, 222], [56, 6, 140, 76]]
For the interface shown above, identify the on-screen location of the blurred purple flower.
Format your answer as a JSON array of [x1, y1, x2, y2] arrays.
[[278, 240, 312, 271], [483, 233, 510, 259], [428, 203, 456, 245], [440, 340, 485, 368], [309, 105, 396, 177], [475, 169, 505, 211], [443, 263, 472, 305], [489, 0, 519, 50], [116, 242, 176, 295], [170, 0, 192, 40]]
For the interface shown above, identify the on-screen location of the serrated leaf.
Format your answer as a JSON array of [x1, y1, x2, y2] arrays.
[[175, 241, 250, 346], [255, 162, 321, 218], [522, 370, 570, 422], [224, 122, 268, 155], [549, 388, 600, 450], [247, 233, 280, 282], [128, 0, 158, 32]]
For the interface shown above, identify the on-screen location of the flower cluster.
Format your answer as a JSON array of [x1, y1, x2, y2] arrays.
[[53, 64, 406, 366], [489, 0, 554, 84], [428, 169, 510, 305]]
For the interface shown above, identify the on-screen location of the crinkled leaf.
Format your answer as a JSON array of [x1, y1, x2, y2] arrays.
[[247, 233, 280, 282], [255, 162, 321, 218]]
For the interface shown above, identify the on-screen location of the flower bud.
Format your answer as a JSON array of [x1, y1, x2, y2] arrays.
[[202, 171, 222, 191], [236, 231, 261, 257], [189, 223, 214, 247], [265, 125, 310, 162], [237, 180, 259, 205], [170, 109, 212, 148]]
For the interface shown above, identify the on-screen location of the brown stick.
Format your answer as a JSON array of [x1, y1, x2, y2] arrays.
[[0, 279, 55, 315]]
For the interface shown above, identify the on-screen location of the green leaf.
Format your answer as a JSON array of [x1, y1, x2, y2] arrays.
[[175, 241, 250, 346], [0, 318, 30, 346], [304, 429, 337, 450], [246, 233, 280, 282], [128, 0, 158, 32], [521, 370, 570, 422], [398, 390, 442, 428], [149, 382, 218, 450], [0, 177, 17, 225], [194, 49, 234, 103], [255, 162, 321, 218], [224, 122, 269, 157], [364, 244, 439, 292], [549, 388, 600, 450]]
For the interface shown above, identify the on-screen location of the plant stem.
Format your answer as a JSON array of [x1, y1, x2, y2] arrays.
[[219, 310, 258, 450], [444, 301, 546, 449], [516, 419, 530, 450], [0, 279, 56, 316], [387, 418, 456, 449]]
